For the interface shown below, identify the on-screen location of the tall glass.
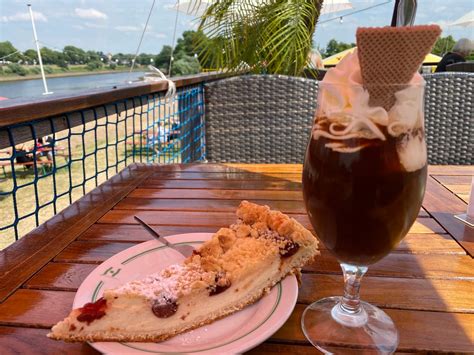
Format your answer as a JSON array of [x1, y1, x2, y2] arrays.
[[301, 82, 427, 353]]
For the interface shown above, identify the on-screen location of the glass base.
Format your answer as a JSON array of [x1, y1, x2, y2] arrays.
[[301, 296, 399, 354]]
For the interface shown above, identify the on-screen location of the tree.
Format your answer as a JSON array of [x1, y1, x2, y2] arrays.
[[154, 45, 172, 70], [174, 30, 216, 69], [23, 49, 38, 64], [40, 47, 64, 65], [432, 35, 456, 56], [111, 53, 133, 65], [0, 41, 22, 63], [196, 1, 323, 75], [86, 50, 101, 63], [322, 39, 355, 58], [171, 55, 200, 76], [86, 61, 103, 71], [63, 45, 87, 64], [137, 53, 154, 65]]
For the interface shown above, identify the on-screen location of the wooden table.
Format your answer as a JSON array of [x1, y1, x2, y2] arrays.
[[0, 163, 473, 354]]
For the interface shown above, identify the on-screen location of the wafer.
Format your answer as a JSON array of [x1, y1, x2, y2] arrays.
[[356, 25, 441, 110]]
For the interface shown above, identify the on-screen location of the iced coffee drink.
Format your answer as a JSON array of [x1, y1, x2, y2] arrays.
[[302, 52, 427, 265]]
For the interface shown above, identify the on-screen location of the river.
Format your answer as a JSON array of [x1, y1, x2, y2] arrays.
[[0, 71, 147, 100]]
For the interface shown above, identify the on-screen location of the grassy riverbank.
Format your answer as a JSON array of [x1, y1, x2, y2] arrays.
[[0, 64, 145, 82]]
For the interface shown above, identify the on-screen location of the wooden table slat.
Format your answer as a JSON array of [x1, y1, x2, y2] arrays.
[[114, 197, 430, 218], [99, 210, 445, 234], [0, 163, 473, 354], [0, 289, 472, 353], [273, 304, 474, 353], [424, 176, 474, 256], [78, 225, 465, 254]]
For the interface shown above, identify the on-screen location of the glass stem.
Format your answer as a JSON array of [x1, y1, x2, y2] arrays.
[[340, 263, 368, 314], [331, 263, 369, 327]]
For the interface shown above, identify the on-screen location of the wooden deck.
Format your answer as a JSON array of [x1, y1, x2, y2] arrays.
[[0, 163, 472, 353]]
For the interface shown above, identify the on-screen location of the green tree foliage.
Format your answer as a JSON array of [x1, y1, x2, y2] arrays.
[[40, 47, 64, 65], [86, 61, 103, 71], [111, 53, 134, 65], [321, 39, 355, 58], [175, 30, 215, 69], [23, 49, 38, 64], [63, 45, 87, 64], [432, 35, 456, 56], [171, 55, 200, 76], [0, 41, 22, 62], [137, 53, 154, 65], [154, 45, 172, 69]]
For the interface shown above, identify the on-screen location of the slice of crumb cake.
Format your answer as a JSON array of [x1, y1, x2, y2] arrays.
[[48, 201, 319, 342]]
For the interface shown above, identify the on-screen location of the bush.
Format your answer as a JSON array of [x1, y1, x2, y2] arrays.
[[86, 61, 103, 71], [171, 55, 200, 76], [7, 63, 28, 76], [57, 60, 68, 69], [108, 62, 117, 70], [43, 66, 54, 74], [29, 67, 41, 75]]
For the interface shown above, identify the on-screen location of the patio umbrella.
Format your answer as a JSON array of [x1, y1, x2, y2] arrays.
[[173, 0, 353, 16], [322, 47, 442, 67], [449, 11, 474, 27], [320, 0, 353, 15]]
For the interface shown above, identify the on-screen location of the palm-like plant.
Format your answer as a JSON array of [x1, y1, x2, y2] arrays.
[[195, 0, 323, 76]]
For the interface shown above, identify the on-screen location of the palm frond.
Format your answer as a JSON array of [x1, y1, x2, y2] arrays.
[[194, 0, 322, 76]]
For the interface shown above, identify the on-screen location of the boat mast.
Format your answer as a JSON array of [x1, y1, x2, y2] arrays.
[[27, 4, 52, 95]]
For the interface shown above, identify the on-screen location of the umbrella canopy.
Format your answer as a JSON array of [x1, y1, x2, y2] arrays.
[[322, 47, 356, 66], [321, 0, 353, 15], [322, 47, 442, 67], [449, 11, 474, 27], [173, 0, 353, 16]]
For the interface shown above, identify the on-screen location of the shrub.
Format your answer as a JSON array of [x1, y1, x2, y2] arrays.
[[57, 60, 68, 69], [7, 63, 28, 76], [86, 61, 103, 71], [171, 55, 200, 76], [43, 66, 54, 74], [29, 67, 41, 75], [108, 62, 117, 70]]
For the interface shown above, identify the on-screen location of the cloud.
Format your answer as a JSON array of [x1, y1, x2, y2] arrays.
[[74, 8, 108, 20], [1, 11, 47, 22], [73, 25, 85, 30], [428, 20, 451, 31], [150, 32, 167, 39], [115, 25, 141, 32], [85, 22, 107, 29], [115, 25, 152, 32]]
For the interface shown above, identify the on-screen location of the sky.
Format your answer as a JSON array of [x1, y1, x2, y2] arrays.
[[0, 0, 473, 55]]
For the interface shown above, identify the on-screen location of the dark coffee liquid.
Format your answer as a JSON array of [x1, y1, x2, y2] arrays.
[[302, 123, 427, 265]]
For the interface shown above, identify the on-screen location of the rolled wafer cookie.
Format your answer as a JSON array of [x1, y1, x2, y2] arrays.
[[356, 25, 441, 110]]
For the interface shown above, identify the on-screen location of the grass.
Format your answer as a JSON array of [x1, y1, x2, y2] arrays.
[[0, 101, 184, 250]]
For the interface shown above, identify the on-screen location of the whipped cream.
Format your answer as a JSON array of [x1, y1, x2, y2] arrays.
[[313, 50, 426, 171]]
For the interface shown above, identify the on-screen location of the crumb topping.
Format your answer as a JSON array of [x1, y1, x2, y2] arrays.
[[110, 201, 317, 305]]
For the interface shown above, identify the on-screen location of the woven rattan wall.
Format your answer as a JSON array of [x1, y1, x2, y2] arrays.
[[204, 75, 318, 163], [423, 72, 473, 165], [205, 73, 473, 164]]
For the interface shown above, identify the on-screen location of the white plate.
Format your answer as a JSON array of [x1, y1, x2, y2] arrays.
[[74, 233, 298, 354]]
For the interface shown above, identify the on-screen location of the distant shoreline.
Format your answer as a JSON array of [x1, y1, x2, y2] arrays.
[[0, 69, 143, 83]]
